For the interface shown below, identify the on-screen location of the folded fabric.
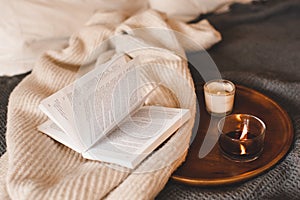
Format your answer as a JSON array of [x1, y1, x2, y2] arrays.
[[0, 9, 221, 199]]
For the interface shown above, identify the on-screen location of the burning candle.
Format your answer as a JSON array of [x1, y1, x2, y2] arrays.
[[218, 114, 266, 162], [204, 79, 235, 116]]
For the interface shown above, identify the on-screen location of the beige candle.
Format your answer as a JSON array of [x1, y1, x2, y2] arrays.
[[204, 79, 235, 116]]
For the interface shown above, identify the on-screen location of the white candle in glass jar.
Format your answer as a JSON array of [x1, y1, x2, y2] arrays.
[[204, 79, 235, 116]]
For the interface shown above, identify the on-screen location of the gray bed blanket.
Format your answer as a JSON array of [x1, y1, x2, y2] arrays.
[[157, 0, 300, 199], [0, 0, 299, 199]]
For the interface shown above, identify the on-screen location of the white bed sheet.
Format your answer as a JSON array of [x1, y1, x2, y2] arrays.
[[0, 0, 251, 76]]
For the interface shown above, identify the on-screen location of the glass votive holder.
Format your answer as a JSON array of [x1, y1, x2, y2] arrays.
[[218, 114, 266, 162], [204, 79, 235, 117]]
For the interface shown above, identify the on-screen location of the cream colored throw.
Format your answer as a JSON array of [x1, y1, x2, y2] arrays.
[[0, 10, 221, 199]]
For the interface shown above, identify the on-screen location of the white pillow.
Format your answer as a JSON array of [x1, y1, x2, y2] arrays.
[[0, 0, 147, 76], [0, 0, 251, 76], [149, 0, 252, 22]]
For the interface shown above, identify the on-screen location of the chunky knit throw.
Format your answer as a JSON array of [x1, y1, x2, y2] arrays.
[[0, 9, 221, 199]]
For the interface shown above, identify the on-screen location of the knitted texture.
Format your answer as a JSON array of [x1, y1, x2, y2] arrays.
[[0, 9, 222, 200], [0, 73, 28, 155]]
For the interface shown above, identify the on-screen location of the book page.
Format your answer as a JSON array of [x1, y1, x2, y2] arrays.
[[39, 54, 161, 154], [73, 56, 158, 151], [82, 106, 190, 169], [39, 54, 131, 151], [39, 83, 81, 145], [37, 120, 83, 153]]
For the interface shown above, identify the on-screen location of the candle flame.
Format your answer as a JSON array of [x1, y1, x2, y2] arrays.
[[240, 144, 246, 155], [239, 120, 249, 155], [239, 122, 248, 140]]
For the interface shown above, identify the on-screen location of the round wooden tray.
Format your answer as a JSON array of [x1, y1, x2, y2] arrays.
[[171, 85, 294, 186]]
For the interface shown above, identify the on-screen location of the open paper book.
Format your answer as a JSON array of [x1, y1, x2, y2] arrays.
[[38, 54, 190, 169]]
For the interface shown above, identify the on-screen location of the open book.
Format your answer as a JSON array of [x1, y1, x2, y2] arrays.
[[38, 54, 190, 169]]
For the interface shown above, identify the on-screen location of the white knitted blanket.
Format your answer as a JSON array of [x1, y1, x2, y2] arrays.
[[0, 9, 221, 199]]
